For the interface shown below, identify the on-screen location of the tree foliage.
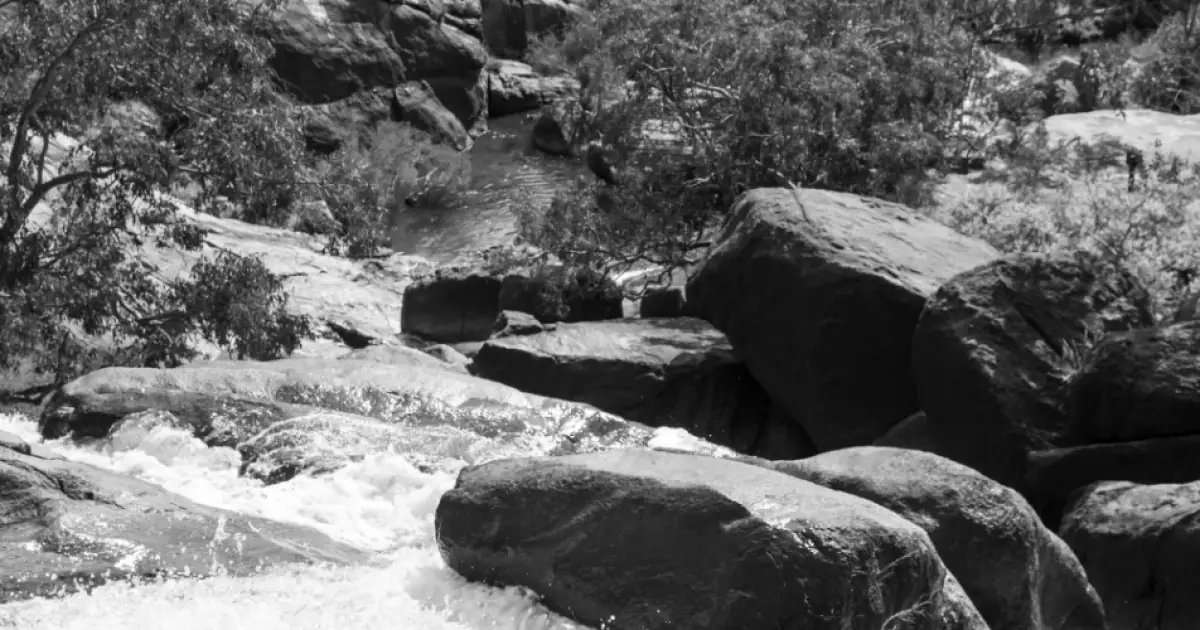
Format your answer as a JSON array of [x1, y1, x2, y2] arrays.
[[516, 0, 1007, 280], [0, 0, 317, 380]]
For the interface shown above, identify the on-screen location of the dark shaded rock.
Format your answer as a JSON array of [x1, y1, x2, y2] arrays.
[[436, 449, 987, 630], [531, 110, 572, 156], [393, 80, 471, 150], [264, 11, 405, 104], [384, 4, 487, 83], [491, 309, 546, 338], [424, 73, 488, 138], [473, 318, 817, 460], [498, 266, 623, 324], [401, 269, 503, 343], [1059, 480, 1200, 630], [0, 443, 366, 603], [480, 0, 582, 59], [639, 286, 686, 318], [486, 60, 578, 116], [1067, 321, 1200, 443], [873, 411, 945, 453], [753, 446, 1105, 630], [1025, 434, 1200, 530], [686, 187, 999, 452], [913, 250, 1154, 490]]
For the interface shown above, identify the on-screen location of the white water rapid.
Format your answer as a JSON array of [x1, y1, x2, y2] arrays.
[[0, 412, 712, 629]]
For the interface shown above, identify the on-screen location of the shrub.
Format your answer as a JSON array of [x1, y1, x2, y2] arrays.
[[0, 0, 316, 381], [1129, 6, 1200, 113], [312, 121, 472, 258], [514, 0, 1016, 282], [925, 121, 1200, 320]]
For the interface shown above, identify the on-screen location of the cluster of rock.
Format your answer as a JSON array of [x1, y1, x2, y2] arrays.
[[396, 183, 1200, 629]]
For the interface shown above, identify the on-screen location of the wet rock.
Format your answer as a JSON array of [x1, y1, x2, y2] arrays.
[[0, 441, 367, 603], [687, 187, 998, 452], [39, 359, 680, 466], [913, 250, 1154, 490], [751, 446, 1105, 630], [473, 318, 815, 459], [1059, 480, 1200, 630], [436, 449, 987, 630], [531, 109, 572, 156]]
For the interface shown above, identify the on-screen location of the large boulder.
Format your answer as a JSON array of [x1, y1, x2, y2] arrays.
[[392, 80, 472, 150], [436, 449, 987, 630], [0, 434, 366, 603], [401, 269, 503, 343], [1059, 480, 1200, 630], [472, 318, 816, 459], [686, 187, 998, 452], [751, 446, 1105, 630], [1066, 321, 1200, 443], [912, 251, 1154, 491]]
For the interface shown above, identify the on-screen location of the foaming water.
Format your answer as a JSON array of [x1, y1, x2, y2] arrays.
[[0, 413, 592, 630]]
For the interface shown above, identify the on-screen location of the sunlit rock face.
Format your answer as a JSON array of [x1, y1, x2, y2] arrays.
[[0, 432, 368, 604]]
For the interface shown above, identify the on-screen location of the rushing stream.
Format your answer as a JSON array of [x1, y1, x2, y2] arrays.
[[0, 411, 709, 629], [0, 116, 617, 628]]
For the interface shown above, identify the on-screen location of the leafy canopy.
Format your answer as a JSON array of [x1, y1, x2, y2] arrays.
[[0, 0, 314, 380]]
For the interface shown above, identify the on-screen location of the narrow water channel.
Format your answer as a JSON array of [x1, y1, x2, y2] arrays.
[[388, 114, 589, 262]]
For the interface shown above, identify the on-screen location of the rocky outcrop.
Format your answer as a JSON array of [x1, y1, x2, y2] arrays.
[[912, 250, 1154, 491], [0, 432, 367, 603], [262, 0, 488, 141], [437, 449, 987, 630], [472, 318, 815, 459], [1059, 480, 1200, 630], [686, 187, 998, 453], [750, 447, 1105, 630], [480, 0, 582, 59], [486, 60, 578, 117]]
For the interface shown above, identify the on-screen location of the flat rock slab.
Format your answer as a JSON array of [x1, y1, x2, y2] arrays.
[[687, 187, 998, 451], [436, 449, 986, 630], [0, 440, 367, 603], [1060, 480, 1200, 630]]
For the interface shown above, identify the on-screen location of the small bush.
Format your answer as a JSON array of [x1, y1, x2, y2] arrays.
[[925, 122, 1200, 320], [310, 121, 472, 258], [175, 250, 313, 361], [1129, 7, 1200, 113]]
